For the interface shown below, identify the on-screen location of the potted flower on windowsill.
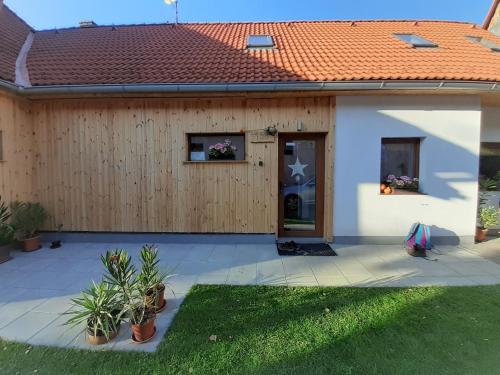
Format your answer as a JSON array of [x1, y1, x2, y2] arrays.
[[382, 175, 419, 194], [65, 281, 123, 345], [0, 197, 14, 264], [208, 139, 237, 160], [476, 206, 500, 242], [9, 201, 48, 252], [138, 245, 175, 313]]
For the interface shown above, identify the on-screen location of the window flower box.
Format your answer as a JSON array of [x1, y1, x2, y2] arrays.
[[208, 139, 237, 160]]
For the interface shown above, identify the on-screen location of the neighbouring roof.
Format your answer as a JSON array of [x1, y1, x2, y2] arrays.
[[1, 3, 500, 88], [0, 4, 32, 83], [484, 0, 500, 30]]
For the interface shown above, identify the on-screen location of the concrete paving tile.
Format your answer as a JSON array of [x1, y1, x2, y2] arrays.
[[281, 257, 315, 278], [0, 311, 59, 342], [197, 269, 229, 285], [286, 274, 319, 287], [28, 313, 83, 347], [315, 275, 350, 287], [227, 264, 257, 285]]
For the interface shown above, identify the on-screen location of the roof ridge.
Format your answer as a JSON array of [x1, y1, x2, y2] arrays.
[[35, 19, 477, 33]]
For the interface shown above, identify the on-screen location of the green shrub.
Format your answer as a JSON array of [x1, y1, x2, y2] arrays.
[[0, 196, 14, 246], [479, 206, 500, 230], [9, 201, 48, 240]]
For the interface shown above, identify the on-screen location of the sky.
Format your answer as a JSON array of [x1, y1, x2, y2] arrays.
[[4, 0, 494, 30]]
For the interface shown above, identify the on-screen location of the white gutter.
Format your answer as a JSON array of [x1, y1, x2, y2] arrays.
[[1, 79, 499, 95]]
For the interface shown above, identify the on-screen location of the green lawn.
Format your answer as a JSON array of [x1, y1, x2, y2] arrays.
[[2, 285, 500, 375]]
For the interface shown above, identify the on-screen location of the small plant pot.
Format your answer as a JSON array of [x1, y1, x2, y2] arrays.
[[475, 227, 489, 242], [86, 326, 119, 346], [131, 318, 156, 343], [0, 244, 12, 264], [146, 284, 167, 313], [383, 186, 393, 195], [22, 236, 41, 252]]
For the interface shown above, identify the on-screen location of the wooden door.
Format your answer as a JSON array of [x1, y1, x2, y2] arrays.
[[278, 133, 325, 237]]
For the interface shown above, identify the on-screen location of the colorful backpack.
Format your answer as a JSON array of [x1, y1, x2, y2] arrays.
[[405, 223, 432, 257]]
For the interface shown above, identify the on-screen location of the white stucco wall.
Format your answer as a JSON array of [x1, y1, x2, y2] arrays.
[[482, 106, 500, 142], [333, 95, 482, 244]]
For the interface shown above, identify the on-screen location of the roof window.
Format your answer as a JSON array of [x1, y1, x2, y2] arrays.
[[394, 33, 438, 48], [466, 36, 500, 52], [247, 35, 274, 49]]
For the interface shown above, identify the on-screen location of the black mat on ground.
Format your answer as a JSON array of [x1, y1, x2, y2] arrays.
[[277, 242, 337, 256]]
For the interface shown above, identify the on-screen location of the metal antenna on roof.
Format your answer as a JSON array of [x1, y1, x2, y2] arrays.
[[164, 0, 179, 24]]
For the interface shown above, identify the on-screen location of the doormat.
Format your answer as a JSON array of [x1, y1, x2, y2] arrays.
[[277, 241, 337, 256]]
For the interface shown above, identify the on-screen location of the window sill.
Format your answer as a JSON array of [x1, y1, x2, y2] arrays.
[[183, 160, 249, 164], [380, 189, 426, 196]]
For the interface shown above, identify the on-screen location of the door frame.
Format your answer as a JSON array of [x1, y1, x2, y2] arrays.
[[278, 133, 325, 238]]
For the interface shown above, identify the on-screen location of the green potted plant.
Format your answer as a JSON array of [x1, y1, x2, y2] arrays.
[[127, 281, 157, 343], [138, 245, 174, 313], [0, 197, 15, 264], [65, 281, 122, 345], [101, 249, 157, 343], [476, 206, 500, 242], [9, 201, 48, 252]]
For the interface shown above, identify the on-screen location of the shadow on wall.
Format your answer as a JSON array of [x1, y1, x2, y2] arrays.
[[335, 98, 481, 242]]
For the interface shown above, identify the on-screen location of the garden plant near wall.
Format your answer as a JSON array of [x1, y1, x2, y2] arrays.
[[0, 197, 15, 264], [9, 201, 47, 252], [66, 246, 173, 345]]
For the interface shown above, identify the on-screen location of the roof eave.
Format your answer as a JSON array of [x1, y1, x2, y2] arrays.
[[2, 79, 500, 96]]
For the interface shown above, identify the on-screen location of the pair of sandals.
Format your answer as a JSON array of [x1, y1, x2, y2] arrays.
[[279, 241, 309, 255]]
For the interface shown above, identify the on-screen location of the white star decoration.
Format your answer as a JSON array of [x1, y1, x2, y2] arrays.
[[288, 157, 308, 177]]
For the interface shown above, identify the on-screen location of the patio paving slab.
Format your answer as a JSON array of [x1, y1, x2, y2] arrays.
[[1, 241, 500, 353]]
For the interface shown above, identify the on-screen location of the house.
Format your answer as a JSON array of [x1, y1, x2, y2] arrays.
[[0, 0, 499, 244], [484, 0, 500, 35]]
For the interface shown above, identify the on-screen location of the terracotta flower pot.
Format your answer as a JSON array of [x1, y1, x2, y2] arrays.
[[22, 236, 41, 252], [132, 318, 156, 343], [475, 227, 488, 242], [146, 284, 167, 313], [383, 186, 393, 195], [0, 244, 12, 264], [86, 326, 119, 346]]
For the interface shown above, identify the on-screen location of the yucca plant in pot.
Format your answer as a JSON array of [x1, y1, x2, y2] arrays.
[[127, 280, 157, 343], [101, 249, 156, 343], [138, 245, 174, 313], [65, 281, 123, 345], [10, 201, 48, 252], [0, 196, 14, 264], [476, 206, 500, 242], [101, 249, 136, 327]]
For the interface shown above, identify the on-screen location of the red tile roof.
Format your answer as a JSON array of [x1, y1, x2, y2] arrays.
[[0, 4, 32, 83], [2, 12, 500, 86], [26, 20, 500, 86]]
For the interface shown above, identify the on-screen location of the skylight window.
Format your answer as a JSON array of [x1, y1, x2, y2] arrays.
[[466, 36, 500, 52], [394, 34, 438, 48], [247, 35, 274, 49]]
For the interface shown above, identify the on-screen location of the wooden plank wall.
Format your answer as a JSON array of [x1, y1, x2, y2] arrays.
[[31, 97, 335, 238], [0, 92, 34, 203]]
